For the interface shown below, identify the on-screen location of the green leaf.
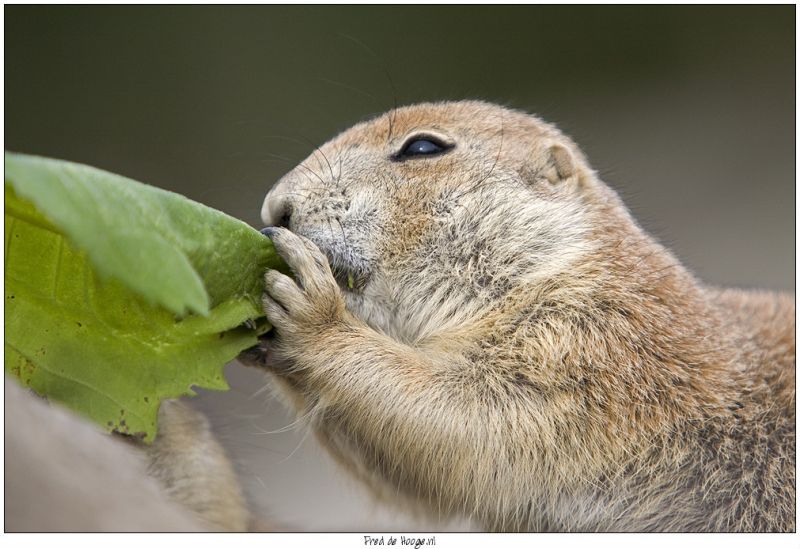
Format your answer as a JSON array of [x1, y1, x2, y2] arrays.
[[5, 152, 285, 316], [5, 153, 282, 442]]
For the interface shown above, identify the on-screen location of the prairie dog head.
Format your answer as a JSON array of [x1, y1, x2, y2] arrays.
[[262, 101, 602, 343]]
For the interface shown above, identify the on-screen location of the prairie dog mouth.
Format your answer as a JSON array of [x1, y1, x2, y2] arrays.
[[291, 227, 372, 293], [331, 263, 369, 293]]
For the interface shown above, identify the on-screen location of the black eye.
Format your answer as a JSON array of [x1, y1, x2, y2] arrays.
[[404, 139, 442, 155], [393, 136, 453, 160]]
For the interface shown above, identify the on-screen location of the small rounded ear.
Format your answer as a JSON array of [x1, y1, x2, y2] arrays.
[[520, 140, 587, 188], [544, 143, 576, 184]]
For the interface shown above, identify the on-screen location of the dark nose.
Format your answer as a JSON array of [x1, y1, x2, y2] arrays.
[[261, 177, 293, 228], [274, 203, 292, 228], [261, 194, 291, 228]]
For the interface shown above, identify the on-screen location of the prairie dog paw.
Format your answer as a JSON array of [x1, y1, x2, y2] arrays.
[[261, 227, 345, 335]]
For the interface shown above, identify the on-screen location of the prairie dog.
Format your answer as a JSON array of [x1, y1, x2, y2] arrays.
[[249, 100, 795, 532]]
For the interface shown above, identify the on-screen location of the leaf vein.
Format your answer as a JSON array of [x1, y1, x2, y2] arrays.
[[5, 341, 149, 427]]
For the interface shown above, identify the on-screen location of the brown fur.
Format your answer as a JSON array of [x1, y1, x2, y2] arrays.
[[146, 400, 253, 531], [252, 101, 795, 532]]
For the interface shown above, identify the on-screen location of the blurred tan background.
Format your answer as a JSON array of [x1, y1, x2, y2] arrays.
[[5, 5, 794, 531]]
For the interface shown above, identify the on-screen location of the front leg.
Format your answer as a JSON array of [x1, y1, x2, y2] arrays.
[[147, 400, 253, 531], [261, 228, 522, 530]]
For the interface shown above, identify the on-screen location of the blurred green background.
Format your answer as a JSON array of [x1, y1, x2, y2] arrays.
[[5, 5, 794, 530], [6, 5, 794, 290]]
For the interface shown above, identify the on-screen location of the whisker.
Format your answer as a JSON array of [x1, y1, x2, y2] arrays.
[[249, 405, 316, 435], [259, 152, 328, 186], [451, 121, 507, 202], [316, 77, 377, 102], [259, 135, 329, 185], [277, 419, 314, 464], [335, 217, 351, 267], [336, 32, 399, 143]]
